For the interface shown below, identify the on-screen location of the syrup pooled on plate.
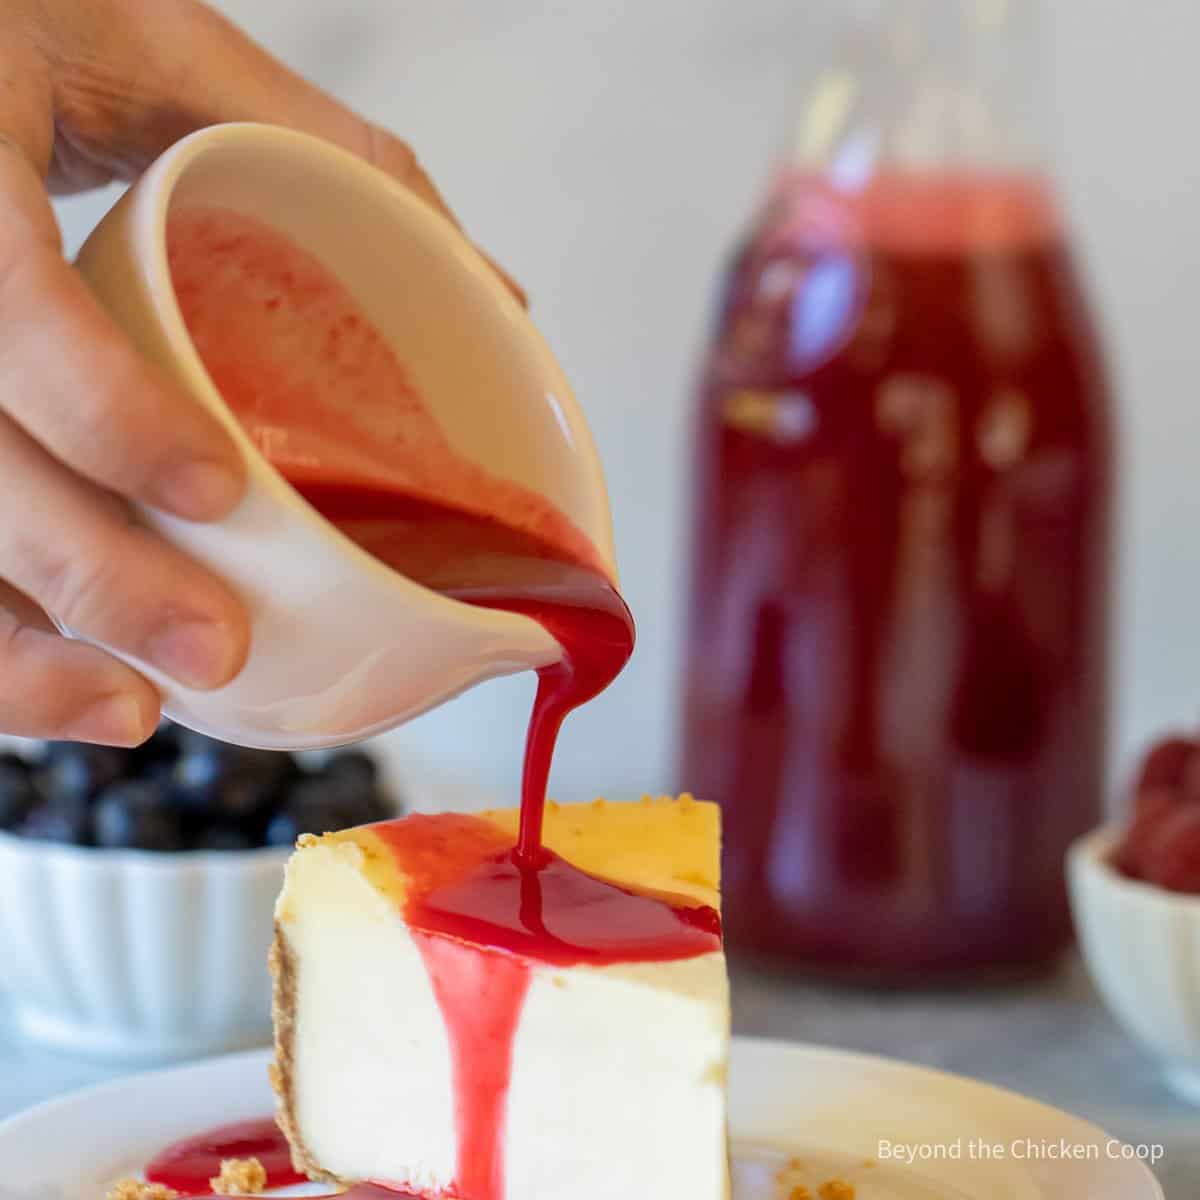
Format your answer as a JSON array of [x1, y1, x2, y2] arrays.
[[138, 1128, 889, 1200], [167, 208, 714, 1200], [141, 1111, 409, 1198], [144, 1117, 307, 1195]]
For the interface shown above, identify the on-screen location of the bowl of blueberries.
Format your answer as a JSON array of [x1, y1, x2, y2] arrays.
[[1069, 729, 1200, 1104], [0, 723, 397, 1061]]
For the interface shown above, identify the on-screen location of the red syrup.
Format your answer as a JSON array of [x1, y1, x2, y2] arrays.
[[144, 1117, 307, 1195], [165, 206, 716, 1200], [143, 1115, 417, 1197], [369, 815, 721, 1200], [412, 936, 528, 1200], [369, 814, 722, 967]]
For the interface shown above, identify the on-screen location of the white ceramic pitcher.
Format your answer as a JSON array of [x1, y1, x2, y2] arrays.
[[72, 122, 617, 750]]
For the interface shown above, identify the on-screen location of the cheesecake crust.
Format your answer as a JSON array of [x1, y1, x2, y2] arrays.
[[268, 924, 349, 1189], [105, 1181, 177, 1200], [209, 1156, 267, 1195]]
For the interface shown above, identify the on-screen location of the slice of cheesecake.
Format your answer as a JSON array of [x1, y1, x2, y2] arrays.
[[270, 795, 729, 1200]]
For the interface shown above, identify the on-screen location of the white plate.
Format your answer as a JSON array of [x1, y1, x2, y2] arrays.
[[0, 1037, 1162, 1200]]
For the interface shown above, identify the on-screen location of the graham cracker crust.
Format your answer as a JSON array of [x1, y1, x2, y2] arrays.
[[268, 922, 349, 1188]]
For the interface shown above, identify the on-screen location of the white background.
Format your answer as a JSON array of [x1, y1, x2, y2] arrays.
[[53, 1, 1200, 813]]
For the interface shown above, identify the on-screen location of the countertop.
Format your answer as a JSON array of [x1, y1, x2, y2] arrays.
[[0, 955, 1191, 1197]]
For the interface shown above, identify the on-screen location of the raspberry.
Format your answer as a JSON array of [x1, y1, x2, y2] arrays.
[[1134, 735, 1196, 796], [1115, 788, 1177, 880], [1141, 805, 1200, 893]]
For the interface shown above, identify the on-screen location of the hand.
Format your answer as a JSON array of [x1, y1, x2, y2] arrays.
[[0, 0, 520, 746]]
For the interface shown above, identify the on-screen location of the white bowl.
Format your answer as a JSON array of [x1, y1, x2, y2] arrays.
[[73, 122, 617, 750], [0, 831, 287, 1061], [1068, 824, 1200, 1103]]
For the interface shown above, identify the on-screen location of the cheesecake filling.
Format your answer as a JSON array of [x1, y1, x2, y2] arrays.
[[353, 813, 723, 1198], [274, 800, 729, 1200]]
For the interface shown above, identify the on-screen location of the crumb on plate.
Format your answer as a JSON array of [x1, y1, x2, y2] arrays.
[[106, 1182, 178, 1200], [787, 1187, 812, 1200], [818, 1182, 855, 1200], [209, 1156, 267, 1195]]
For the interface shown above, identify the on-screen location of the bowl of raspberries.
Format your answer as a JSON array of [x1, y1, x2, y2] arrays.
[[1069, 730, 1200, 1103], [0, 723, 399, 1061]]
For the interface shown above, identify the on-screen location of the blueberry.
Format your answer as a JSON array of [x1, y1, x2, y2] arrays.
[[39, 740, 129, 772], [20, 795, 92, 845], [263, 812, 298, 847], [265, 780, 354, 846], [170, 742, 296, 821], [173, 728, 231, 759], [190, 824, 256, 851], [168, 747, 227, 815], [213, 771, 280, 824], [175, 729, 296, 778], [337, 782, 392, 827], [242, 747, 301, 792], [93, 780, 183, 851], [323, 750, 378, 792], [263, 807, 306, 848], [0, 763, 40, 831], [141, 758, 177, 787], [37, 744, 128, 805], [312, 752, 393, 826], [130, 722, 183, 773]]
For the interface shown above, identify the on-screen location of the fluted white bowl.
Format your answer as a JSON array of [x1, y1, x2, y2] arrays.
[[0, 832, 287, 1061], [1069, 825, 1200, 1104]]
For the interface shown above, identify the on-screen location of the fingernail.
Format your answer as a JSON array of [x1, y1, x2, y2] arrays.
[[145, 616, 237, 689], [152, 460, 243, 520], [69, 693, 148, 746]]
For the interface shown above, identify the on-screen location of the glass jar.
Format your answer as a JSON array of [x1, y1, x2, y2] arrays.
[[679, 0, 1112, 980]]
